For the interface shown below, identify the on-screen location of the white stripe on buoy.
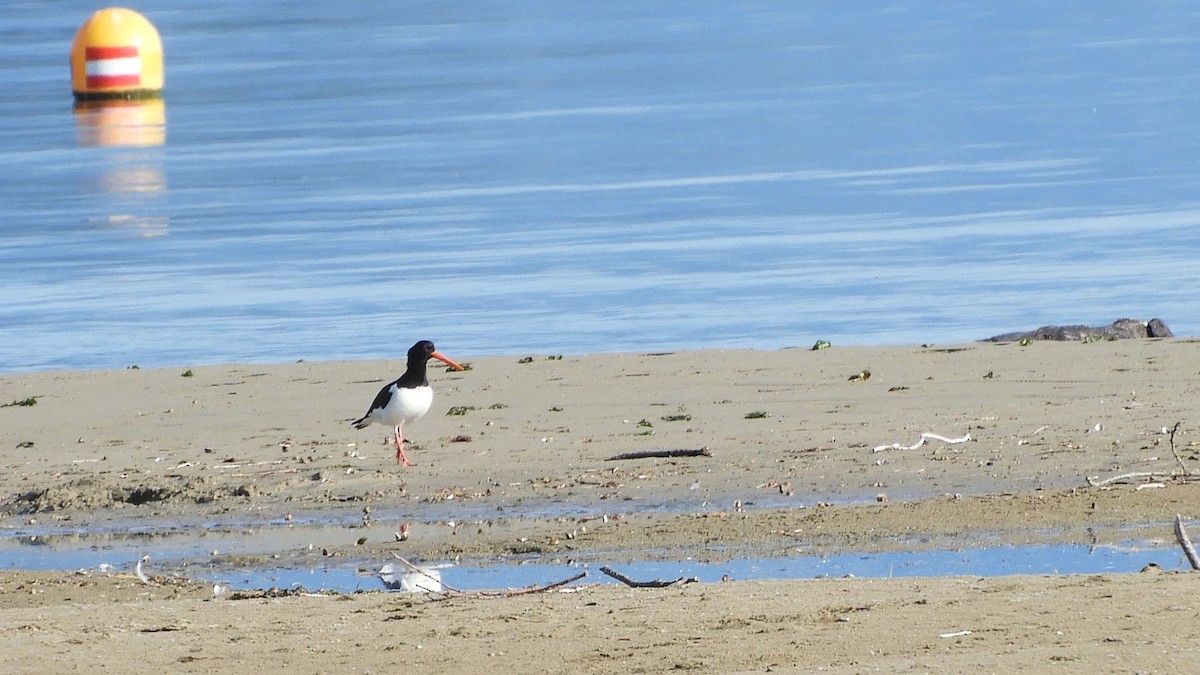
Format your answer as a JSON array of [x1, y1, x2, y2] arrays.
[[84, 46, 141, 88], [86, 57, 140, 77]]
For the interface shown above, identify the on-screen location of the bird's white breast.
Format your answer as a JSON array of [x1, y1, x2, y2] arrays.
[[378, 385, 434, 427]]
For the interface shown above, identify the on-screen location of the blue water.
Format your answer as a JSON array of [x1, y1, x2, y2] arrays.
[[2, 2, 1198, 373], [0, 510, 1184, 589], [5, 537, 1186, 593], [249, 544, 1189, 592]]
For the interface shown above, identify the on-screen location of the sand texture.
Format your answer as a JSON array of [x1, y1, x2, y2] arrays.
[[2, 339, 1200, 673]]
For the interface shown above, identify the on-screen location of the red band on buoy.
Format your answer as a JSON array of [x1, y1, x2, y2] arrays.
[[84, 45, 141, 89]]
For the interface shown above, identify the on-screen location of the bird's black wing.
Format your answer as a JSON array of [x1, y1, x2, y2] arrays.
[[352, 381, 397, 428]]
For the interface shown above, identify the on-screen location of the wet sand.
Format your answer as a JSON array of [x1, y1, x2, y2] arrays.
[[2, 339, 1200, 672]]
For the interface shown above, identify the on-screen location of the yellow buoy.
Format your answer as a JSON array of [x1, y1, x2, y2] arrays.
[[70, 7, 163, 101]]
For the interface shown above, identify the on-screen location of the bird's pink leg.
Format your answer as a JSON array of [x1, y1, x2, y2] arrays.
[[394, 424, 415, 467]]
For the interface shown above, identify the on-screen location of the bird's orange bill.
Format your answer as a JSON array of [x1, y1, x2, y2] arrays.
[[431, 351, 465, 371]]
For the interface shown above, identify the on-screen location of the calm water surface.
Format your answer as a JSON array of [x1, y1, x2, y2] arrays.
[[2, 2, 1198, 372]]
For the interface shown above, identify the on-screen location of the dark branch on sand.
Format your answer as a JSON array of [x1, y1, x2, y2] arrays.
[[600, 566, 698, 588], [605, 448, 712, 461], [1167, 421, 1188, 475]]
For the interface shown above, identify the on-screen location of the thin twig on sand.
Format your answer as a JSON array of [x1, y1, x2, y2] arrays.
[[605, 448, 712, 461], [1086, 471, 1176, 487], [390, 554, 587, 598], [481, 570, 588, 596], [1174, 515, 1200, 571], [600, 565, 698, 588], [1167, 422, 1188, 474]]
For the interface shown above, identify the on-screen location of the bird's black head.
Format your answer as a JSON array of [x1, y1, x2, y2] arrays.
[[407, 340, 437, 363]]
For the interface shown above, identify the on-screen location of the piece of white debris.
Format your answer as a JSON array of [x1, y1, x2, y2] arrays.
[[873, 432, 971, 453]]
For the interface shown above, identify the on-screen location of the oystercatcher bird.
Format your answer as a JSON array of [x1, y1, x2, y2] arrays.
[[352, 340, 464, 466]]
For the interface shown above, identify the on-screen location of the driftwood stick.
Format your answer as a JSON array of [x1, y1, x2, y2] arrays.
[[1086, 471, 1168, 487], [1086, 469, 1200, 487], [605, 448, 712, 461], [1168, 422, 1187, 475], [438, 571, 589, 600], [483, 571, 589, 596], [1174, 515, 1200, 571], [600, 565, 698, 588]]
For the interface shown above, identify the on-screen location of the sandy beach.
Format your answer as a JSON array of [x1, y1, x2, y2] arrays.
[[2, 339, 1200, 673]]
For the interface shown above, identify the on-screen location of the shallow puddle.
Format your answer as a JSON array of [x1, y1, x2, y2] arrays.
[[207, 540, 1189, 594], [0, 517, 1187, 594]]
